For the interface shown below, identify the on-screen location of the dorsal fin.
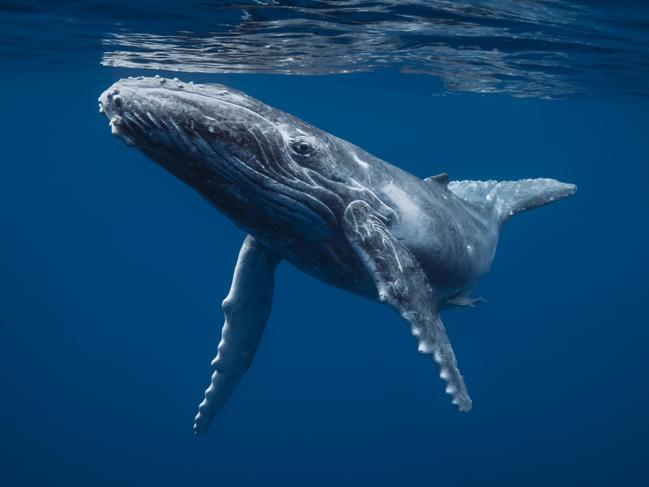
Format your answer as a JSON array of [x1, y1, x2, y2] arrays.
[[447, 178, 576, 226], [423, 173, 450, 187]]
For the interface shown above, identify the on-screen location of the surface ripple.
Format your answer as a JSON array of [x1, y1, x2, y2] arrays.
[[2, 1, 648, 98]]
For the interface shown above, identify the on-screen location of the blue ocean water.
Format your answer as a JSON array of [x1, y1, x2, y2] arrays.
[[1, 2, 648, 486]]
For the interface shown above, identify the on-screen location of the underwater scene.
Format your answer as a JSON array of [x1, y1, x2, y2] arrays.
[[1, 1, 648, 486]]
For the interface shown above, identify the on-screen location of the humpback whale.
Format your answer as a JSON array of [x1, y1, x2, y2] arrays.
[[99, 77, 576, 434]]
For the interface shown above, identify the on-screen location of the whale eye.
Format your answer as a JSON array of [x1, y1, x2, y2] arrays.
[[289, 138, 314, 156]]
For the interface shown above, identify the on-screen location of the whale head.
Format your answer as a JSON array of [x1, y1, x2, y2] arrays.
[[99, 77, 321, 172], [99, 76, 348, 237]]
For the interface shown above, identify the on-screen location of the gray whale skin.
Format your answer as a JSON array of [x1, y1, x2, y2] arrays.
[[99, 77, 576, 434]]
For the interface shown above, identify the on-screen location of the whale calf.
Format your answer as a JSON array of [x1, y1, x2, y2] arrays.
[[99, 77, 576, 433]]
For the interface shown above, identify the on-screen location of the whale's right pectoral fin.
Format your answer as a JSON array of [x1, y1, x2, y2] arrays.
[[342, 200, 472, 412], [193, 235, 280, 434]]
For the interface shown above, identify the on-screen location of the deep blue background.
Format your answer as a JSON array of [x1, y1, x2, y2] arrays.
[[1, 64, 648, 486]]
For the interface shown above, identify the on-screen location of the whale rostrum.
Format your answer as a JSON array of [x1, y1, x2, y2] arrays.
[[99, 77, 576, 434]]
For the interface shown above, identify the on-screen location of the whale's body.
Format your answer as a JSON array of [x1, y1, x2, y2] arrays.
[[99, 77, 576, 433]]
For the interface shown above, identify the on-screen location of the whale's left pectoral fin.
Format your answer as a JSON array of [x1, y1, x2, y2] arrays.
[[343, 200, 472, 412], [193, 235, 280, 434]]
